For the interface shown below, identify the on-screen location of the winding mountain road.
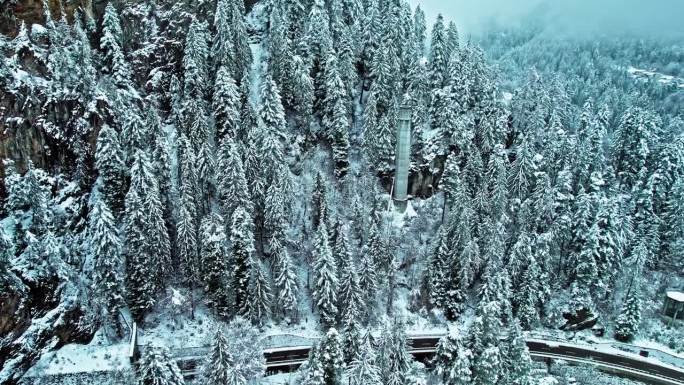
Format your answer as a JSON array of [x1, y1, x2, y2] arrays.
[[167, 334, 684, 384]]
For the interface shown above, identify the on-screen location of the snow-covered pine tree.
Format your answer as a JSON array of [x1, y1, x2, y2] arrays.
[[3, 160, 24, 215], [508, 134, 535, 202], [612, 107, 660, 190], [149, 108, 173, 221], [222, 316, 266, 381], [312, 172, 329, 230], [213, 66, 241, 140], [425, 227, 450, 311], [135, 347, 185, 385], [440, 152, 461, 218], [347, 335, 382, 385], [338, 228, 363, 360], [614, 280, 642, 342], [243, 125, 265, 214], [470, 300, 502, 385], [13, 230, 69, 283], [88, 195, 124, 329], [304, 0, 333, 113], [231, 206, 255, 316], [0, 225, 13, 276], [336, 25, 357, 105], [259, 74, 287, 143], [333, 222, 351, 282], [100, 3, 131, 87], [212, 0, 237, 74], [200, 213, 230, 317], [341, 298, 362, 363], [446, 346, 472, 385], [514, 256, 542, 330], [357, 244, 378, 322], [183, 18, 210, 101], [331, 95, 351, 178], [433, 329, 473, 385], [321, 328, 344, 385], [663, 178, 684, 269], [268, 3, 293, 100], [203, 329, 236, 385], [366, 111, 395, 173], [366, 218, 387, 272], [246, 260, 272, 326], [300, 346, 326, 385], [217, 137, 252, 223], [178, 136, 200, 288], [95, 124, 126, 215], [502, 321, 532, 385], [631, 174, 661, 265], [120, 106, 148, 161], [413, 6, 427, 57], [428, 14, 448, 89], [446, 22, 460, 60], [125, 150, 170, 322], [322, 55, 351, 178], [432, 329, 461, 383], [238, 73, 256, 141], [323, 54, 344, 136], [313, 222, 338, 328], [290, 54, 315, 131], [15, 161, 50, 235], [264, 181, 287, 253], [274, 244, 299, 322], [360, 0, 380, 74], [377, 319, 411, 385], [145, 165, 173, 286], [230, 0, 253, 82]]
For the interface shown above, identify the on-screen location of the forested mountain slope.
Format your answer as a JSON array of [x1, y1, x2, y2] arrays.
[[0, 0, 683, 384]]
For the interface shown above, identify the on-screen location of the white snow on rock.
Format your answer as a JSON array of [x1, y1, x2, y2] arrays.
[[666, 291, 684, 302], [23, 342, 129, 377]]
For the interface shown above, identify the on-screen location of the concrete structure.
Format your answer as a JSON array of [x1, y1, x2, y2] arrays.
[[664, 291, 684, 320], [393, 105, 411, 211]]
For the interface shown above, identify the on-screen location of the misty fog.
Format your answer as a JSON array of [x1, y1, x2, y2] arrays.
[[410, 0, 684, 38]]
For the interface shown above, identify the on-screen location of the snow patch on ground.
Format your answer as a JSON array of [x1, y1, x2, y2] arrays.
[[23, 331, 130, 377], [627, 66, 684, 88]]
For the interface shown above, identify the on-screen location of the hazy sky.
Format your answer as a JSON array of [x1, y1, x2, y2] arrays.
[[410, 0, 684, 38]]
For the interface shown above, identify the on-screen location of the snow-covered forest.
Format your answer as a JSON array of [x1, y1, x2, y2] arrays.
[[0, 0, 683, 384]]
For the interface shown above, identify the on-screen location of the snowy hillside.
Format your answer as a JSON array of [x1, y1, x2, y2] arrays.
[[1, 0, 683, 385]]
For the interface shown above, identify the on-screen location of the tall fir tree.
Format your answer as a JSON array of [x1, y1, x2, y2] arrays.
[[201, 213, 231, 317], [313, 222, 338, 327], [428, 14, 448, 89], [231, 206, 255, 316], [502, 321, 532, 385], [614, 280, 642, 342], [212, 0, 237, 74], [100, 3, 131, 87], [246, 260, 273, 326], [203, 329, 236, 385], [135, 347, 185, 385], [217, 137, 252, 222], [274, 244, 299, 322], [347, 336, 382, 385], [95, 125, 126, 215], [320, 328, 344, 385], [88, 195, 124, 328], [178, 136, 200, 288], [125, 150, 170, 322], [213, 66, 241, 140]]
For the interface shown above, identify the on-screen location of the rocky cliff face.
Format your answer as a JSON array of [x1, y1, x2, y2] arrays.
[[1, 0, 100, 36]]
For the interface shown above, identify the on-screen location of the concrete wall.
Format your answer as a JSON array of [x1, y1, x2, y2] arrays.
[[393, 106, 411, 204]]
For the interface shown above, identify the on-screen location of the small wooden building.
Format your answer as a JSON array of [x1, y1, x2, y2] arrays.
[[663, 291, 684, 320]]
